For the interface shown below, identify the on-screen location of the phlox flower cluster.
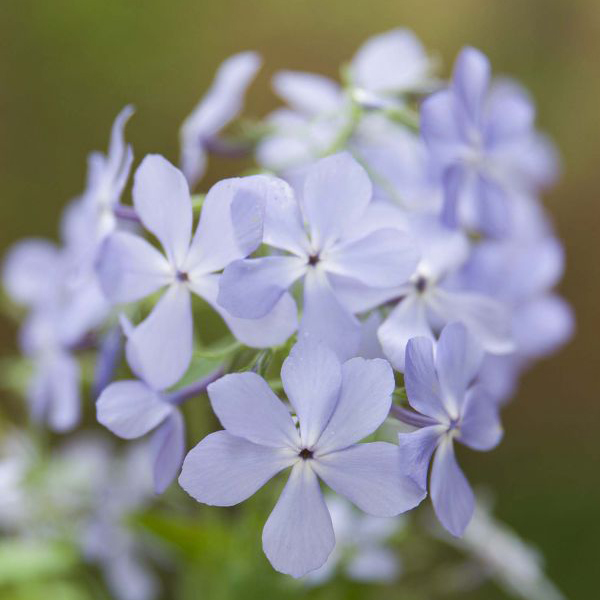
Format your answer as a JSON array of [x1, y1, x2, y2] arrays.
[[1, 28, 571, 595]]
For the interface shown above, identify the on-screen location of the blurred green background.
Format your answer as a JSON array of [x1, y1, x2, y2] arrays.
[[0, 0, 598, 598]]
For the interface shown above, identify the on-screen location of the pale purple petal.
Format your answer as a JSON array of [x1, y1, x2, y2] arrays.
[[181, 52, 261, 187], [93, 325, 123, 397], [476, 175, 510, 238], [302, 153, 372, 250], [351, 28, 431, 94], [184, 175, 273, 275], [404, 336, 447, 421], [452, 47, 490, 124], [207, 372, 299, 448], [427, 287, 514, 354], [132, 155, 192, 267], [514, 295, 574, 359], [2, 239, 62, 306], [151, 409, 185, 494], [441, 164, 466, 228], [378, 294, 434, 371], [316, 358, 395, 453], [435, 322, 484, 417], [125, 284, 193, 390], [262, 461, 335, 578], [281, 338, 342, 449], [324, 229, 419, 288], [34, 352, 81, 432], [397, 425, 444, 487], [301, 268, 362, 360], [458, 386, 503, 451], [261, 177, 310, 256], [430, 437, 474, 537], [97, 232, 172, 304], [96, 380, 173, 439], [313, 442, 426, 516], [217, 256, 306, 319], [484, 80, 535, 146], [420, 90, 462, 162], [190, 273, 298, 348], [273, 71, 342, 115], [328, 274, 404, 314], [105, 105, 135, 201], [179, 431, 295, 506]]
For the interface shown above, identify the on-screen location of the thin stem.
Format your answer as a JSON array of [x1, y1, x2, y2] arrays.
[[389, 405, 437, 428], [113, 204, 141, 223], [167, 367, 224, 406]]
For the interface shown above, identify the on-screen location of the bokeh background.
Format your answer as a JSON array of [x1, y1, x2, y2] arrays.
[[0, 1, 598, 598]]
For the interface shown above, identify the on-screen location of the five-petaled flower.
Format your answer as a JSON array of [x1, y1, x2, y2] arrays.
[[397, 322, 503, 536], [217, 152, 420, 360], [179, 339, 426, 577]]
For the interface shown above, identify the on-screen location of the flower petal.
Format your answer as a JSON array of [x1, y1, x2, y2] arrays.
[[184, 175, 275, 275], [132, 155, 192, 267], [427, 287, 514, 354], [378, 293, 434, 371], [208, 372, 299, 449], [435, 322, 484, 418], [458, 385, 503, 451], [190, 273, 297, 348], [404, 336, 447, 422], [125, 284, 193, 390], [261, 177, 310, 256], [316, 357, 395, 453], [324, 228, 419, 288], [2, 239, 62, 307], [262, 461, 335, 578], [351, 28, 431, 94], [281, 338, 342, 449], [397, 425, 444, 488], [151, 409, 186, 494], [181, 51, 261, 187], [430, 437, 474, 537], [217, 256, 306, 319], [97, 231, 172, 304], [452, 47, 490, 125], [96, 380, 173, 439], [301, 268, 361, 360], [273, 70, 342, 115], [313, 442, 426, 516], [179, 431, 294, 506], [302, 153, 372, 250]]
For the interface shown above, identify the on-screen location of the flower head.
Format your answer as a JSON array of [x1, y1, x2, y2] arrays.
[[397, 322, 503, 536], [421, 47, 558, 237], [179, 339, 425, 577], [97, 155, 296, 390], [218, 152, 420, 359]]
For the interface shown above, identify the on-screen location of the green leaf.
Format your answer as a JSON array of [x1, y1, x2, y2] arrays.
[[0, 539, 78, 585]]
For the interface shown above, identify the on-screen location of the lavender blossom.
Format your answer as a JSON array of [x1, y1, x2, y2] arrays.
[[421, 47, 559, 236], [179, 339, 425, 577], [180, 52, 261, 188], [218, 152, 420, 359], [396, 323, 503, 536], [97, 155, 296, 389]]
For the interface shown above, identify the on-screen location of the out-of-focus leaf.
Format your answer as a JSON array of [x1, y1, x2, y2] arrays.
[[0, 539, 78, 584]]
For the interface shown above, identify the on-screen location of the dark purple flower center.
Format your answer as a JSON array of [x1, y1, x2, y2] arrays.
[[415, 275, 427, 293], [299, 448, 313, 460], [176, 270, 189, 282], [307, 254, 320, 267]]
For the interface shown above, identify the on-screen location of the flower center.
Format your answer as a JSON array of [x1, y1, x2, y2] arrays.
[[176, 270, 189, 282], [414, 275, 428, 293], [299, 448, 313, 460], [307, 254, 320, 267]]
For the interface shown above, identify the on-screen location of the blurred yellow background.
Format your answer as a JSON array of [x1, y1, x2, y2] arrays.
[[0, 1, 598, 598]]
